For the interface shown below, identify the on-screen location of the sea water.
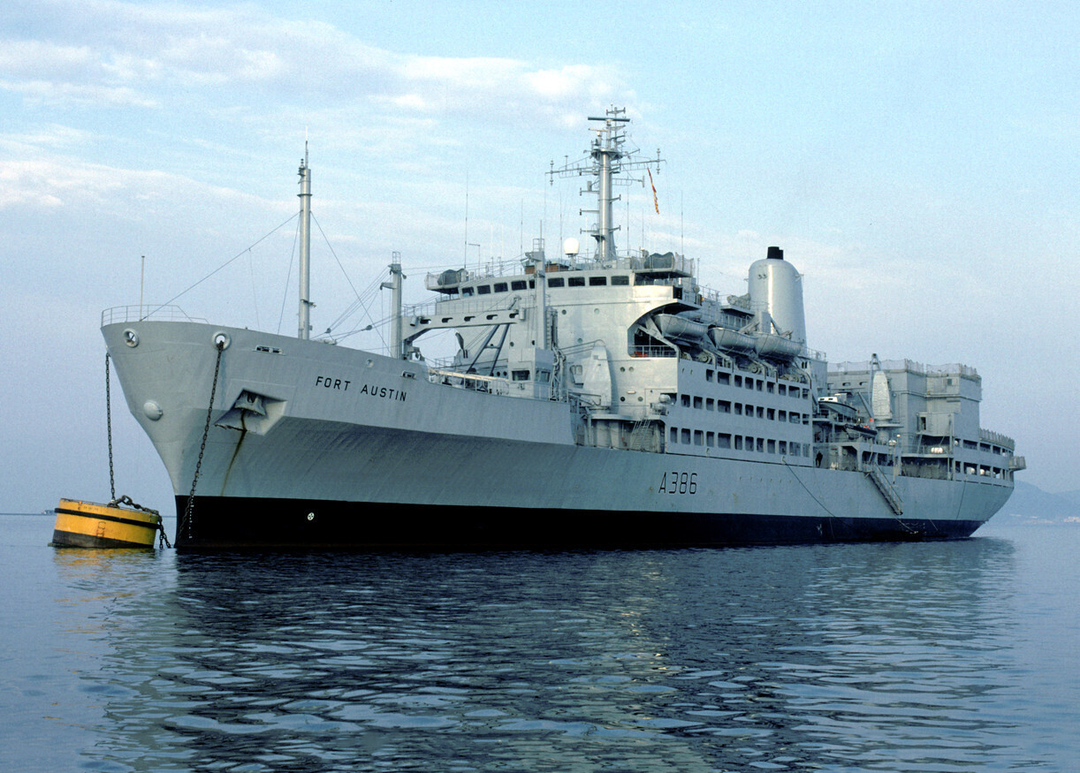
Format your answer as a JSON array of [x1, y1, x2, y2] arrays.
[[2, 514, 1076, 772]]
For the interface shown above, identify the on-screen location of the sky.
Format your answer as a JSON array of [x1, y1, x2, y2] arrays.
[[1, 0, 1077, 512]]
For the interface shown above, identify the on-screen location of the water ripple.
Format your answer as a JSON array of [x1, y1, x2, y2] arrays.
[[4, 518, 1076, 772]]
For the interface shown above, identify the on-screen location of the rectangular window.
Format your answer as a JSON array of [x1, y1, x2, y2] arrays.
[[588, 276, 607, 286], [719, 433, 732, 449], [767, 408, 775, 421], [548, 277, 565, 288], [568, 276, 586, 287], [493, 282, 508, 293], [611, 275, 630, 285], [681, 394, 691, 407], [693, 396, 703, 409], [694, 430, 704, 446], [477, 285, 491, 295], [734, 375, 742, 387], [719, 400, 731, 413], [681, 429, 691, 444], [462, 287, 474, 297], [706, 398, 715, 411], [706, 370, 714, 383], [768, 440, 776, 454], [767, 382, 775, 393], [670, 427, 678, 443], [511, 280, 527, 291], [706, 432, 715, 447], [779, 441, 787, 455], [734, 403, 743, 415], [718, 372, 730, 385], [756, 438, 765, 453], [734, 436, 744, 450], [779, 384, 787, 396]]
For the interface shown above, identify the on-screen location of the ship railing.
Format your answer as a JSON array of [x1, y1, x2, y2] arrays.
[[830, 359, 980, 381], [101, 305, 208, 326], [630, 345, 678, 359], [980, 428, 1015, 450], [423, 251, 695, 289]]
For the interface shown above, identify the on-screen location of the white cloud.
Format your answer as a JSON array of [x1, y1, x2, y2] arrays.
[[0, 3, 630, 124]]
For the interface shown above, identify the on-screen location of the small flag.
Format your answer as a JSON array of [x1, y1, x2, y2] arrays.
[[647, 167, 659, 214]]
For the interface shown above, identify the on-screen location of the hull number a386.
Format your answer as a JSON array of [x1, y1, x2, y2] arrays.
[[658, 471, 698, 495]]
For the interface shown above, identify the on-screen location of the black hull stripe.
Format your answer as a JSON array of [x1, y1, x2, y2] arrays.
[[173, 495, 985, 550], [55, 507, 159, 530], [50, 530, 156, 549]]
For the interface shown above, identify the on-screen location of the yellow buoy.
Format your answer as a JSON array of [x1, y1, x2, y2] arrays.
[[50, 497, 162, 548]]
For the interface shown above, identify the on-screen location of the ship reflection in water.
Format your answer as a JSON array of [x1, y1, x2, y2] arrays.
[[46, 535, 1069, 772]]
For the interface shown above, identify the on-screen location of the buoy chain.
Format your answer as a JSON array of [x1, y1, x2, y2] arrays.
[[107, 493, 172, 548], [108, 494, 160, 516]]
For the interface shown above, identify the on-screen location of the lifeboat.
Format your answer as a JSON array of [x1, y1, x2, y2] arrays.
[[709, 326, 756, 353], [753, 333, 803, 361], [655, 313, 708, 343]]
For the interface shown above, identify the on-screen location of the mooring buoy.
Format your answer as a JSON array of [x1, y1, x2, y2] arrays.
[[50, 497, 163, 548]]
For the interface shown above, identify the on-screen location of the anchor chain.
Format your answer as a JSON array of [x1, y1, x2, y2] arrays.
[[106, 352, 116, 501], [178, 341, 225, 543]]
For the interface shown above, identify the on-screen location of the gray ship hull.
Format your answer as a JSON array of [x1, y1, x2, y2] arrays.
[[103, 320, 1013, 549]]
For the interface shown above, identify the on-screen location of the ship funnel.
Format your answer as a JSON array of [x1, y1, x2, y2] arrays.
[[748, 246, 806, 345]]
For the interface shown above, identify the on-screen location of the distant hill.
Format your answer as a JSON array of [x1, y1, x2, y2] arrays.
[[992, 481, 1080, 525], [1058, 489, 1080, 507]]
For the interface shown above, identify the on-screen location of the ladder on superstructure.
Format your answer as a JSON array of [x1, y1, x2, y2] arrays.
[[628, 418, 658, 452], [866, 465, 904, 515]]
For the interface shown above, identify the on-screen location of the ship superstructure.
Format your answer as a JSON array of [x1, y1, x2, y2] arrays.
[[101, 109, 1023, 548]]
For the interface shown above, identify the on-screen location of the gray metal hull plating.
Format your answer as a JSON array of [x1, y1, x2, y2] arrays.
[[103, 321, 1013, 548]]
